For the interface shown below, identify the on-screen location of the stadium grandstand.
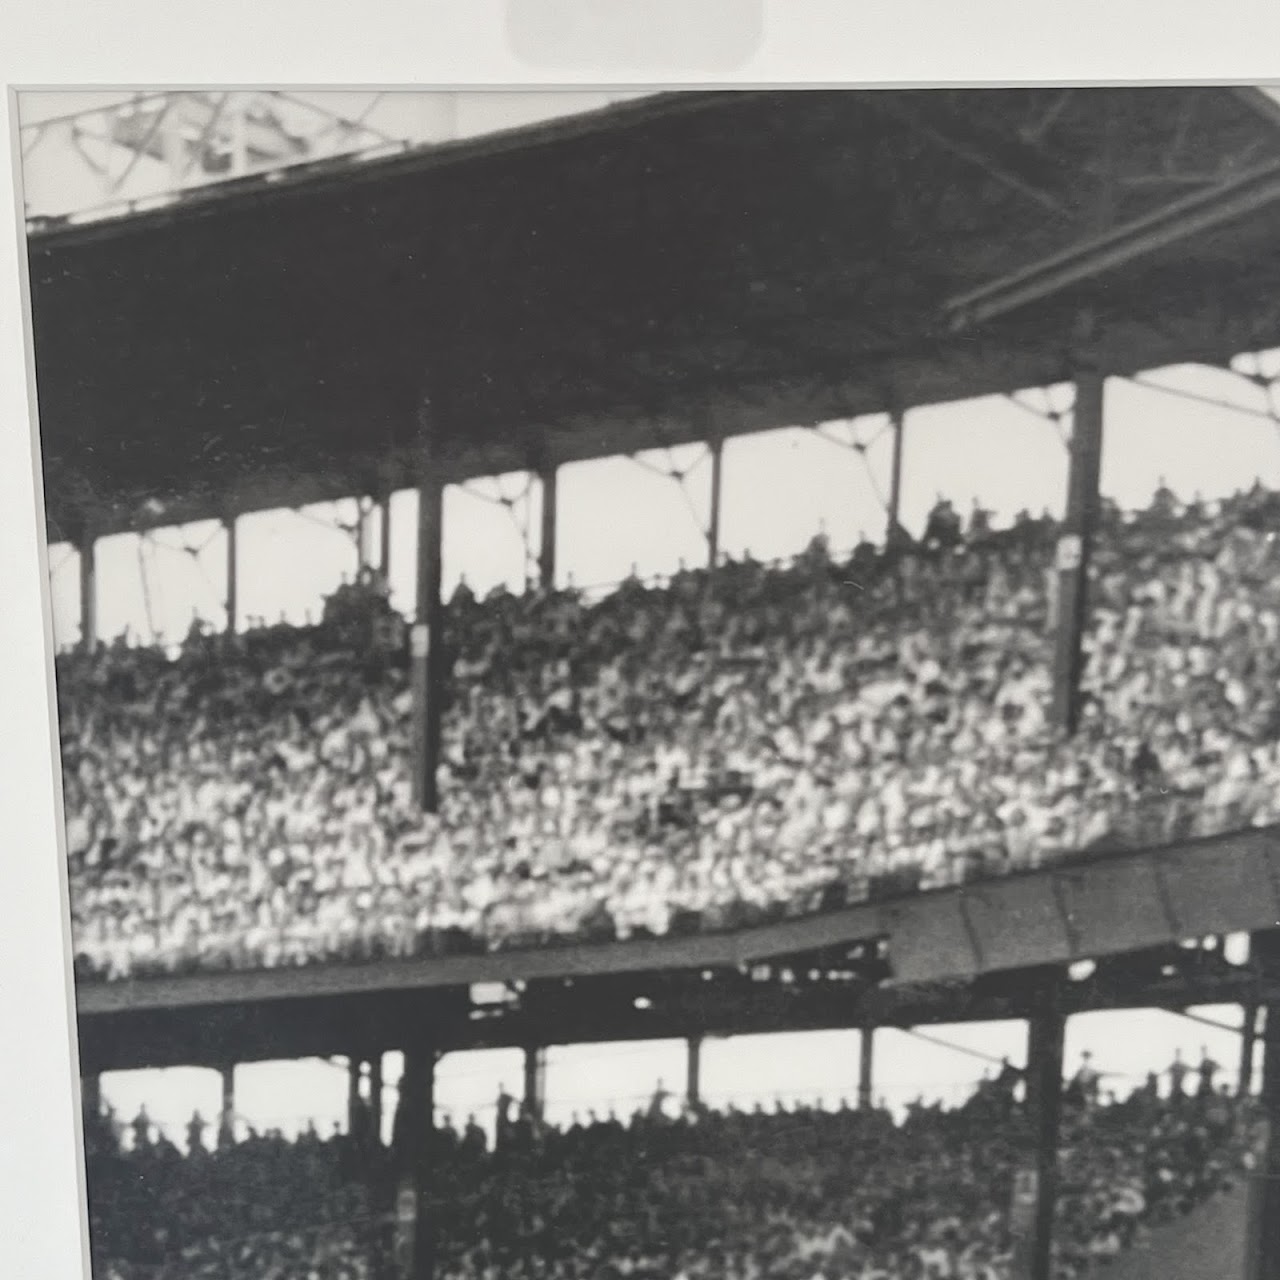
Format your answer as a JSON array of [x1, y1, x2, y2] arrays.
[[21, 86, 1280, 1280]]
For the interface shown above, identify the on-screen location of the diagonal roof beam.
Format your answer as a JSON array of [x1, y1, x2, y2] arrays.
[[867, 96, 1098, 220], [947, 159, 1280, 331]]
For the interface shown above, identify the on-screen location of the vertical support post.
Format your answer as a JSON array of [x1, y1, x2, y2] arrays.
[[1051, 366, 1105, 734], [380, 489, 393, 580], [356, 498, 369, 572], [886, 407, 906, 547], [523, 1045, 546, 1121], [686, 1036, 703, 1110], [858, 1029, 874, 1109], [395, 1043, 437, 1280], [1241, 1001, 1260, 1098], [218, 1064, 235, 1148], [82, 1073, 101, 1118], [707, 436, 724, 570], [1247, 933, 1280, 1280], [1011, 979, 1065, 1280], [412, 404, 445, 813], [224, 514, 238, 635], [538, 463, 558, 590], [78, 530, 97, 652], [370, 1053, 385, 1146], [348, 1057, 362, 1133], [417, 1050, 436, 1280]]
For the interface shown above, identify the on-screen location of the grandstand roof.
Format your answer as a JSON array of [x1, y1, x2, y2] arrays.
[[28, 86, 1280, 542]]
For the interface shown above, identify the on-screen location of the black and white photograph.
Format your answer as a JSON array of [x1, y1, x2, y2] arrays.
[[16, 83, 1280, 1280]]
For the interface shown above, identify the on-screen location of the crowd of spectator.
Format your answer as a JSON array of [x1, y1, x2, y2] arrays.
[[85, 1066, 1260, 1280], [86, 1106, 378, 1280], [56, 482, 1280, 979]]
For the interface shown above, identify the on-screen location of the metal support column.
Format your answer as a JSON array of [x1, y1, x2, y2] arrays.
[[348, 1057, 362, 1133], [356, 499, 369, 571], [886, 408, 906, 547], [538, 464, 558, 590], [708, 436, 724, 570], [395, 1043, 437, 1280], [1247, 933, 1280, 1280], [224, 514, 238, 635], [1241, 1002, 1260, 1098], [523, 1045, 546, 1121], [78, 530, 97, 651], [858, 1029, 874, 1109], [1051, 366, 1105, 734], [412, 403, 445, 813], [686, 1036, 703, 1110], [218, 1065, 235, 1148], [380, 489, 393, 580], [370, 1053, 384, 1146], [1011, 980, 1065, 1280]]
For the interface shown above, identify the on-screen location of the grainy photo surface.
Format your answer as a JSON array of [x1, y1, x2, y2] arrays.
[[18, 87, 1280, 1280]]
